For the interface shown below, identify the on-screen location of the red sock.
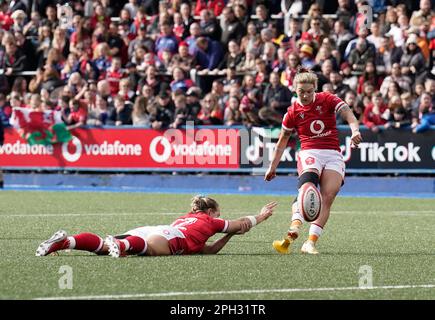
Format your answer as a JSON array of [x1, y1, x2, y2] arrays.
[[70, 233, 103, 253], [125, 236, 147, 255]]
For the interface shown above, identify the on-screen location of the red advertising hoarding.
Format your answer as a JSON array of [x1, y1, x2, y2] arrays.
[[0, 127, 240, 170]]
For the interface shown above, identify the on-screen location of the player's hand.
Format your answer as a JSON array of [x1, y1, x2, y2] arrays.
[[264, 167, 276, 181], [350, 130, 362, 148], [259, 201, 278, 219]]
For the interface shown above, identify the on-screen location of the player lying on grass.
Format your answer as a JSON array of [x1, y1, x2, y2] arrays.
[[36, 196, 277, 258]]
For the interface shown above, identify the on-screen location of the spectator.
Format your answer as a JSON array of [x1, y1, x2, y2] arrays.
[[87, 94, 111, 126], [335, 0, 354, 30], [55, 95, 71, 122], [169, 41, 196, 74], [107, 22, 125, 59], [367, 21, 384, 50], [224, 95, 243, 126], [61, 53, 79, 81], [185, 22, 202, 56], [93, 43, 111, 80], [156, 49, 173, 73], [141, 65, 165, 96], [260, 72, 292, 126], [357, 61, 383, 95], [10, 9, 26, 33], [380, 63, 411, 98], [331, 20, 353, 58], [220, 6, 245, 48], [170, 94, 193, 128], [284, 16, 302, 53], [185, 88, 202, 122], [237, 48, 256, 73], [240, 22, 261, 55], [131, 96, 151, 127], [40, 65, 64, 92], [199, 9, 221, 41], [384, 95, 412, 130], [254, 58, 269, 91], [155, 22, 179, 59], [238, 88, 261, 128], [234, 4, 249, 29], [409, 0, 433, 29], [170, 67, 195, 93], [123, 0, 139, 20], [197, 93, 223, 125], [66, 99, 87, 130], [221, 68, 239, 94], [172, 12, 185, 39], [118, 78, 135, 102], [125, 63, 140, 93], [254, 5, 271, 32], [375, 35, 403, 75], [411, 92, 434, 133], [299, 44, 315, 69], [23, 11, 41, 44], [301, 18, 325, 51], [272, 47, 287, 73], [400, 34, 427, 83], [330, 71, 350, 100], [110, 95, 133, 126], [149, 90, 175, 129], [302, 3, 329, 34], [345, 90, 364, 124], [362, 92, 389, 133], [348, 37, 374, 76], [180, 3, 194, 39], [194, 36, 224, 71], [280, 52, 300, 91], [11, 76, 27, 98], [219, 40, 244, 71]]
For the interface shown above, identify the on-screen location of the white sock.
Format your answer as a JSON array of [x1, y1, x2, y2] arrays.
[[66, 236, 76, 249], [309, 224, 323, 238], [291, 202, 305, 224]]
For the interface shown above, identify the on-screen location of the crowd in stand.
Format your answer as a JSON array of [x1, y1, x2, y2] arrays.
[[0, 0, 434, 133]]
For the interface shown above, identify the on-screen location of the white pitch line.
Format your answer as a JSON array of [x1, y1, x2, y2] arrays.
[[0, 210, 433, 218], [0, 212, 180, 218], [34, 284, 435, 300]]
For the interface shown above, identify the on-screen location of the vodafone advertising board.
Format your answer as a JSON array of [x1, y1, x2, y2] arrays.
[[0, 127, 240, 170]]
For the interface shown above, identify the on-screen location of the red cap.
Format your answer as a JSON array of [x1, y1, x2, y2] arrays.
[[179, 41, 188, 48]]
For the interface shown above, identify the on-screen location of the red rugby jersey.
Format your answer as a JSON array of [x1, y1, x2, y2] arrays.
[[282, 92, 347, 152]]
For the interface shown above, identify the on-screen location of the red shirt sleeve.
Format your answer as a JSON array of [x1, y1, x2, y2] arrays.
[[281, 110, 294, 131], [211, 217, 228, 233]]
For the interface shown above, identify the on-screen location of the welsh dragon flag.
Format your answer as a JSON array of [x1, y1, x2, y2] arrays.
[[10, 107, 72, 146]]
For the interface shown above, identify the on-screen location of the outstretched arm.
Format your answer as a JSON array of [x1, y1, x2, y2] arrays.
[[201, 202, 278, 255]]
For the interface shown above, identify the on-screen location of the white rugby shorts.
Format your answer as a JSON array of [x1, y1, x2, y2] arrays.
[[122, 225, 186, 241], [297, 149, 345, 178]]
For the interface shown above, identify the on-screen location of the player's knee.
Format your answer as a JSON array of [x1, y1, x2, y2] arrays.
[[297, 171, 320, 189]]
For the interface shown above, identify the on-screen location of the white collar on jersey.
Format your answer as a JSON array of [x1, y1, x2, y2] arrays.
[[296, 93, 316, 107]]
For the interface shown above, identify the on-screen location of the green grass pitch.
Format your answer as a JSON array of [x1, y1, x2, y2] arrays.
[[0, 191, 434, 300]]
